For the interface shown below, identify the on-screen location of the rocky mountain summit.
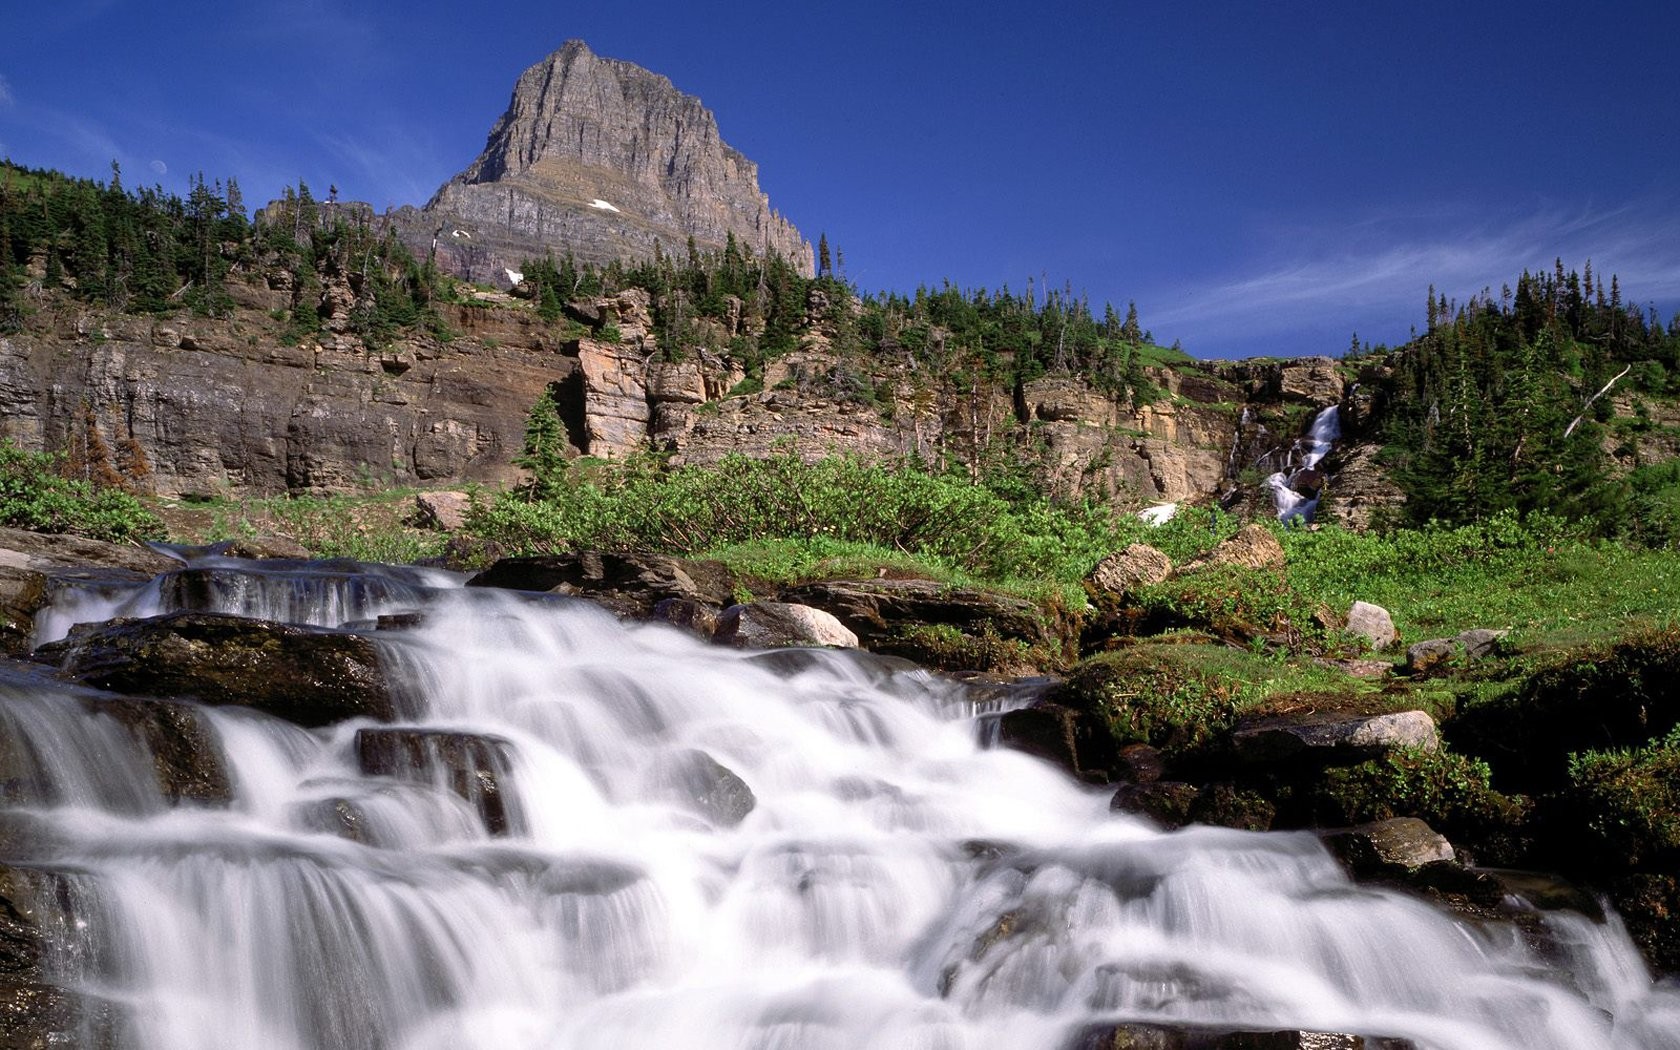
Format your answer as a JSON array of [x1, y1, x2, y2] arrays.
[[399, 40, 811, 283]]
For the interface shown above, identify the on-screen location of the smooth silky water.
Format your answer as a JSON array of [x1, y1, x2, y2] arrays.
[[6, 552, 1679, 1049]]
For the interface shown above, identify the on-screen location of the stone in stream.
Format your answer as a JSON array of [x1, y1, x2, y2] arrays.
[[55, 611, 396, 728], [468, 551, 739, 619], [355, 728, 523, 836], [0, 527, 178, 657], [1321, 817, 1456, 876], [660, 749, 756, 827], [83, 696, 232, 806]]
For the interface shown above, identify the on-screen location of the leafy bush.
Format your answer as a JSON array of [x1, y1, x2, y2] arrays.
[[0, 441, 164, 542], [1564, 727, 1680, 871], [469, 450, 1140, 587], [1313, 746, 1530, 857]]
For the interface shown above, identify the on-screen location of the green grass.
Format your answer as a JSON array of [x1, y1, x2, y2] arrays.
[[169, 489, 446, 564], [1281, 513, 1680, 650]]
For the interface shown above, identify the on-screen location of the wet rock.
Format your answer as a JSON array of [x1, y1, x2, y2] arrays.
[[57, 612, 395, 728], [1115, 742, 1167, 784], [0, 981, 119, 1050], [292, 797, 373, 844], [86, 697, 231, 806], [1233, 710, 1439, 764], [662, 749, 756, 827], [649, 597, 720, 639], [1345, 601, 1396, 650], [713, 602, 859, 649], [0, 528, 176, 657], [1404, 638, 1459, 674], [1322, 817, 1456, 876], [413, 490, 472, 531], [1110, 781, 1200, 828], [356, 728, 522, 836], [1088, 544, 1174, 602], [999, 701, 1117, 785], [468, 551, 738, 619], [1191, 783, 1277, 831]]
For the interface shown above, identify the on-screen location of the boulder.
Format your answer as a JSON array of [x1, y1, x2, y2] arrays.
[[1114, 742, 1167, 784], [1233, 709, 1439, 764], [0, 862, 121, 1048], [56, 612, 396, 728], [87, 696, 232, 806], [1404, 638, 1460, 674], [1087, 544, 1173, 602], [468, 551, 738, 620], [1456, 628, 1508, 658], [649, 597, 721, 639], [1110, 781, 1200, 828], [1344, 601, 1396, 651], [356, 728, 521, 836], [713, 602, 858, 649], [660, 749, 756, 827], [413, 491, 472, 531], [998, 701, 1118, 785], [1322, 817, 1455, 875], [1187, 524, 1285, 574]]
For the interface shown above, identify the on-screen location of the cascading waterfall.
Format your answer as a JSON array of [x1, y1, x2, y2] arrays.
[[1265, 405, 1342, 523], [4, 552, 1678, 1049]]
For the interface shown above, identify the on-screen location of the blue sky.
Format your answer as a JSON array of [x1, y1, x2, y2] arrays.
[[3, 0, 1676, 359]]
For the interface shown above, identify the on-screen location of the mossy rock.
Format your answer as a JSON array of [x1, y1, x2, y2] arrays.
[[1052, 646, 1241, 760]]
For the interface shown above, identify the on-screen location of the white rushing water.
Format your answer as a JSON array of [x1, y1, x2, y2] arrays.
[[1265, 405, 1342, 523], [6, 555, 1679, 1049]]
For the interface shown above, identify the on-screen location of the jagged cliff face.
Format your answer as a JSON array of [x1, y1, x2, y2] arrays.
[[409, 40, 811, 283]]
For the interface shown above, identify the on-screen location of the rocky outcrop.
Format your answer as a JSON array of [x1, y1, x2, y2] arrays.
[[0, 317, 571, 498], [0, 528, 176, 656], [408, 40, 811, 284]]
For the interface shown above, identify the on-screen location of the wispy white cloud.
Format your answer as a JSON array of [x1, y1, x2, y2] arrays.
[[315, 128, 455, 209], [1147, 202, 1680, 355], [0, 74, 14, 108]]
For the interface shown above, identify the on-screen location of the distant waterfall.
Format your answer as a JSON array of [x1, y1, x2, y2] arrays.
[[1265, 404, 1341, 523], [3, 552, 1678, 1049]]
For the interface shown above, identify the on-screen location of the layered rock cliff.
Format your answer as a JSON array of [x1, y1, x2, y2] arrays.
[[402, 40, 811, 283]]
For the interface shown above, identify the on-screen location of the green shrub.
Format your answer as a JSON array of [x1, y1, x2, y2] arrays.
[[467, 450, 1139, 588], [1313, 746, 1531, 862], [0, 441, 163, 542], [1564, 727, 1680, 871]]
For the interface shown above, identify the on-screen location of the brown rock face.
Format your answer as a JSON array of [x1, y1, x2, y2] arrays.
[[413, 40, 811, 282]]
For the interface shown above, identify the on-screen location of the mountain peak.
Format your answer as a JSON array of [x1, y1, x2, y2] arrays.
[[414, 41, 811, 282]]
